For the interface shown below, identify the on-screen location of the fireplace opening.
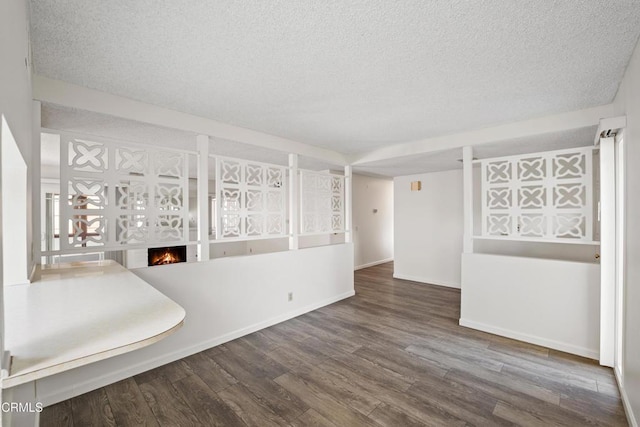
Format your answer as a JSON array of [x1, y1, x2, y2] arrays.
[[148, 246, 187, 266]]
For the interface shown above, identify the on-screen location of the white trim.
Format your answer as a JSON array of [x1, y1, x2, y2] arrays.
[[344, 165, 353, 244], [34, 76, 346, 166], [299, 231, 347, 237], [33, 101, 42, 268], [209, 235, 289, 244], [600, 136, 616, 367], [288, 154, 299, 250], [615, 368, 638, 427], [472, 235, 600, 245], [351, 104, 614, 165], [43, 128, 195, 155], [392, 273, 460, 289], [355, 258, 393, 271], [472, 145, 598, 164], [196, 136, 210, 262], [37, 289, 355, 407], [213, 153, 292, 170], [459, 318, 599, 360], [41, 241, 199, 257], [462, 146, 474, 253], [594, 115, 626, 146]]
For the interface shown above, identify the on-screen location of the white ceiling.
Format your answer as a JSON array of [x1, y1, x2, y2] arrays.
[[30, 1, 640, 155]]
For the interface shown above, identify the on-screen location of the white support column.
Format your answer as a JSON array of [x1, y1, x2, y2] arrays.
[[599, 136, 615, 367], [0, 117, 4, 370], [288, 154, 299, 250], [344, 165, 353, 243], [462, 146, 474, 253], [196, 135, 210, 262], [32, 101, 42, 275]]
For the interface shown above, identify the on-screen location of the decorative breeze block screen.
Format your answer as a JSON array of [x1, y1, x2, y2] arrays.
[[215, 157, 287, 239], [300, 170, 345, 234], [60, 135, 189, 250], [481, 147, 594, 241]]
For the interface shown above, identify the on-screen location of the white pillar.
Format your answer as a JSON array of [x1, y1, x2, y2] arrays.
[[344, 165, 353, 243], [288, 154, 299, 250], [0, 117, 4, 367], [196, 135, 210, 262], [462, 146, 474, 253], [599, 136, 615, 367], [32, 101, 42, 274]]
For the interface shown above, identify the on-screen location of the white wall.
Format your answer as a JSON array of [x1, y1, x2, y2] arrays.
[[1, 118, 28, 285], [36, 243, 354, 405], [0, 0, 33, 278], [0, 0, 32, 168], [0, 1, 33, 423], [0, 0, 33, 282], [394, 169, 463, 288], [613, 36, 640, 426], [461, 253, 600, 358], [352, 174, 393, 270]]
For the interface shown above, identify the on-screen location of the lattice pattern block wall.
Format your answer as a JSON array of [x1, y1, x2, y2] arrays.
[[60, 135, 189, 250], [481, 147, 594, 241], [216, 157, 287, 239], [300, 170, 344, 234]]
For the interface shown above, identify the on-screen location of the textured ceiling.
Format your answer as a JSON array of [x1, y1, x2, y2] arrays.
[[353, 126, 597, 177], [30, 1, 640, 154]]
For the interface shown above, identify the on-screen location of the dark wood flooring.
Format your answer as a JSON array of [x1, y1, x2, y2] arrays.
[[41, 262, 628, 426]]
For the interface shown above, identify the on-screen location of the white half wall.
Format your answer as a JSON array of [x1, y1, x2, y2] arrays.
[[461, 253, 600, 359], [35, 243, 354, 406], [394, 169, 463, 288], [613, 35, 640, 427], [352, 174, 393, 270]]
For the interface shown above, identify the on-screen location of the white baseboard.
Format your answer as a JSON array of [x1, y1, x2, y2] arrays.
[[39, 290, 355, 406], [355, 258, 393, 271], [393, 273, 460, 289], [616, 368, 638, 427], [459, 318, 599, 360]]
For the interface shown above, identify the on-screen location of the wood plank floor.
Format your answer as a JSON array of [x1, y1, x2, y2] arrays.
[[41, 262, 628, 426]]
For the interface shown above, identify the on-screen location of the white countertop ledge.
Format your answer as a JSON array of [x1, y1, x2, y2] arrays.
[[3, 260, 186, 389]]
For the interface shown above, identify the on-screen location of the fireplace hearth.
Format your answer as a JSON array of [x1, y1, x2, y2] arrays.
[[148, 246, 187, 266]]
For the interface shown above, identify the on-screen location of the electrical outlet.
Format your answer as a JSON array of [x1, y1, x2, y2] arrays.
[[288, 292, 293, 302]]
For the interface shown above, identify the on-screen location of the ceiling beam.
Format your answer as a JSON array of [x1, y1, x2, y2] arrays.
[[350, 104, 615, 165], [33, 75, 348, 166]]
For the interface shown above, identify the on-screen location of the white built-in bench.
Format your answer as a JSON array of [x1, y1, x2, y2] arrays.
[[2, 260, 185, 426]]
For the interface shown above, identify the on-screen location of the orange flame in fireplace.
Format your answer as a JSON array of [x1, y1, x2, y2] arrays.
[[151, 249, 182, 265]]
